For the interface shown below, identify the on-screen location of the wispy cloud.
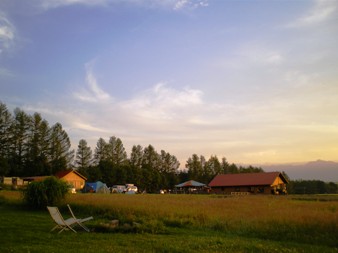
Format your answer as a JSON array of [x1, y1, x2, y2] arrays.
[[284, 70, 319, 88], [0, 12, 15, 54], [121, 82, 203, 120], [173, 0, 189, 10], [22, 66, 338, 165], [73, 65, 111, 103], [37, 0, 209, 11], [287, 0, 337, 28], [216, 43, 284, 71], [173, 0, 208, 10], [37, 0, 108, 9], [0, 67, 14, 77], [240, 46, 283, 65]]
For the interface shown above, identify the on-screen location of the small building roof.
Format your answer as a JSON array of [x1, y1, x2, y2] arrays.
[[55, 170, 87, 181], [21, 176, 49, 182], [208, 172, 287, 187], [175, 180, 206, 188]]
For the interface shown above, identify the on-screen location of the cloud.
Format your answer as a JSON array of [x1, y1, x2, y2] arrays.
[[244, 49, 283, 65], [0, 12, 15, 54], [36, 0, 209, 11], [284, 70, 319, 88], [73, 66, 111, 103], [23, 67, 338, 165], [174, 0, 189, 10], [0, 67, 14, 77], [121, 82, 203, 120], [37, 0, 108, 9], [217, 44, 284, 71], [173, 0, 209, 10], [151, 82, 203, 107], [287, 0, 337, 28]]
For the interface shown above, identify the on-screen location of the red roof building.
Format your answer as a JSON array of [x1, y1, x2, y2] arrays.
[[208, 172, 288, 195]]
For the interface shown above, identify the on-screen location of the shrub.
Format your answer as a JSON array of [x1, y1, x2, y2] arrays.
[[23, 176, 69, 209]]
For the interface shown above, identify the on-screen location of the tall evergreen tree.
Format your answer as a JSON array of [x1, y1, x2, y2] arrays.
[[142, 145, 159, 169], [141, 145, 160, 192], [186, 154, 203, 182], [48, 123, 74, 174], [204, 155, 221, 182], [0, 102, 13, 157], [159, 150, 179, 173], [0, 102, 12, 177], [221, 157, 230, 174], [93, 138, 108, 165], [75, 139, 93, 170], [107, 136, 127, 166], [130, 145, 143, 168], [10, 108, 31, 176], [25, 113, 50, 176], [228, 163, 239, 173], [129, 145, 144, 188], [159, 150, 180, 188]]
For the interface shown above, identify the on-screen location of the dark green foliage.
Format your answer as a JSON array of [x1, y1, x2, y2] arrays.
[[49, 123, 74, 174], [185, 154, 264, 184], [23, 176, 69, 209], [75, 139, 93, 170], [0, 102, 74, 177], [289, 180, 338, 194], [0, 156, 10, 177]]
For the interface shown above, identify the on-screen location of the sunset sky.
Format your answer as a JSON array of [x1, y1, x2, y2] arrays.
[[1, 0, 337, 167]]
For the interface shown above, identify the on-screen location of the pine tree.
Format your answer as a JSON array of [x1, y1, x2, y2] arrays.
[[10, 108, 31, 176], [93, 138, 108, 165], [186, 154, 203, 182], [0, 102, 12, 176], [48, 123, 74, 174], [107, 136, 127, 166], [75, 139, 93, 170], [25, 113, 50, 176]]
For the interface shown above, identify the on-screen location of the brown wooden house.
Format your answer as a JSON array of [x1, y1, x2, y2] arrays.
[[55, 170, 87, 190], [208, 172, 288, 195]]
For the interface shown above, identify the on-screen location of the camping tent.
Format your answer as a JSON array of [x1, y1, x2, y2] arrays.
[[83, 181, 110, 193]]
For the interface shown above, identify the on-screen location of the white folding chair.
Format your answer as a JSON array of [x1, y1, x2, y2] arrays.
[[47, 205, 93, 233]]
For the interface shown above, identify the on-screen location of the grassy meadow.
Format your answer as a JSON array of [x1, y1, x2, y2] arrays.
[[0, 190, 337, 252]]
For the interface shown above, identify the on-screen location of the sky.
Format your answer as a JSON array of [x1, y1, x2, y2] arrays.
[[0, 0, 338, 168]]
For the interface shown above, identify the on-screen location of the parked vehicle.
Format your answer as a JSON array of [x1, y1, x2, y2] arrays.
[[111, 184, 138, 194]]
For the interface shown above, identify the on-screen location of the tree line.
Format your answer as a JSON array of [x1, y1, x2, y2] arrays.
[[287, 180, 338, 194], [1, 101, 266, 192], [0, 102, 73, 177]]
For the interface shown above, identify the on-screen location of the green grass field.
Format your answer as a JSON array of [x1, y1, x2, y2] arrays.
[[0, 191, 337, 253]]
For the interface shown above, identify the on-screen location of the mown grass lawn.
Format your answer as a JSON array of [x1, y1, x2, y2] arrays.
[[0, 192, 337, 253]]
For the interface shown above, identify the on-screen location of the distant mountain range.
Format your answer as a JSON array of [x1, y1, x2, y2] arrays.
[[259, 160, 338, 182]]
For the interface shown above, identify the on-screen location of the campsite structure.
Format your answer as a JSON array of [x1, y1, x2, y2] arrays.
[[175, 180, 208, 194], [208, 172, 288, 195], [3, 170, 86, 191], [55, 170, 87, 191]]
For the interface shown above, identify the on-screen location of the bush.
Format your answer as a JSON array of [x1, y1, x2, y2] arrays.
[[23, 176, 69, 209]]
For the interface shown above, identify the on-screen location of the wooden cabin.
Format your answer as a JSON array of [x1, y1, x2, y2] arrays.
[[55, 170, 86, 190], [208, 172, 288, 195]]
